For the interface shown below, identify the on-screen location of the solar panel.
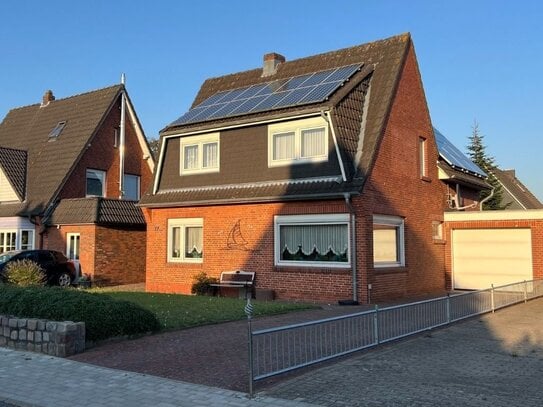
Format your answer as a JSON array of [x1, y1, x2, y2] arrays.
[[434, 128, 487, 177], [171, 63, 362, 125]]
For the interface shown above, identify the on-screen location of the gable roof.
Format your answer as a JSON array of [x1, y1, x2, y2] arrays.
[[48, 197, 146, 226], [0, 146, 27, 200], [493, 168, 543, 209], [145, 34, 412, 206], [0, 85, 123, 217]]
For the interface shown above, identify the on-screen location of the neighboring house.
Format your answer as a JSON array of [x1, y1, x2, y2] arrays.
[[141, 33, 447, 303], [492, 168, 543, 210], [434, 128, 490, 211], [0, 85, 154, 285]]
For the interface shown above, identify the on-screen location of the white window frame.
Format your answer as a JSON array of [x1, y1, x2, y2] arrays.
[[20, 229, 35, 251], [268, 117, 329, 167], [179, 133, 220, 175], [86, 169, 106, 197], [66, 233, 81, 261], [123, 173, 141, 200], [274, 214, 350, 268], [373, 215, 405, 268], [0, 230, 17, 253], [167, 218, 204, 263]]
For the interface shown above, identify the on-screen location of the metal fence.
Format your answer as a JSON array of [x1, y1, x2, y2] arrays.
[[248, 279, 543, 392]]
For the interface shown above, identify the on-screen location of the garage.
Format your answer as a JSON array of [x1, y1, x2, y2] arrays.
[[452, 228, 533, 290]]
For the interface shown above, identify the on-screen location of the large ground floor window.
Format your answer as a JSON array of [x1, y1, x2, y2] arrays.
[[373, 215, 405, 268], [0, 229, 34, 253], [167, 218, 203, 263], [274, 214, 350, 268]]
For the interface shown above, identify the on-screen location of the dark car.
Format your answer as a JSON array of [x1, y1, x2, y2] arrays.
[[0, 250, 76, 287]]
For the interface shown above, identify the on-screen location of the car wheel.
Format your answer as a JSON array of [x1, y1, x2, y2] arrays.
[[58, 272, 72, 288]]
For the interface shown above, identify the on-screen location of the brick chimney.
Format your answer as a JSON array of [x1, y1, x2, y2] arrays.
[[262, 52, 285, 77], [504, 169, 516, 178], [41, 90, 55, 107]]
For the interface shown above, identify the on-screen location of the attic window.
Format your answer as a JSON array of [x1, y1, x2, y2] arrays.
[[49, 121, 66, 139]]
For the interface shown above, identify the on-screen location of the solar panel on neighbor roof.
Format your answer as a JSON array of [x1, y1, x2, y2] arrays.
[[170, 63, 362, 126], [434, 128, 487, 177]]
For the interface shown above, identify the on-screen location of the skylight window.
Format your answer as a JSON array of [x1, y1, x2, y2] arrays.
[[49, 121, 66, 139]]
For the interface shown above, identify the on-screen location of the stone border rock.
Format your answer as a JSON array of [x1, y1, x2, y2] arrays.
[[0, 314, 85, 357]]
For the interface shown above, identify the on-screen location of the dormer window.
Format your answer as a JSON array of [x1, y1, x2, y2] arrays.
[[49, 121, 66, 140], [180, 133, 220, 175], [268, 117, 328, 167]]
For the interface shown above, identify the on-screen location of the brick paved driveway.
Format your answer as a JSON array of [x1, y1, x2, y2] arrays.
[[70, 298, 543, 406], [262, 298, 543, 406]]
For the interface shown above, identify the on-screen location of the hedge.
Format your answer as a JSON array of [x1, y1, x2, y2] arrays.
[[0, 285, 161, 342]]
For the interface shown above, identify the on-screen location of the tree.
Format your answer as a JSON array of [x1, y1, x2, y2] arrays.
[[466, 121, 509, 210], [148, 137, 160, 161]]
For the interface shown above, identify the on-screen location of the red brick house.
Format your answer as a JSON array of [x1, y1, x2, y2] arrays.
[[0, 85, 154, 285], [141, 33, 447, 303], [492, 168, 543, 210]]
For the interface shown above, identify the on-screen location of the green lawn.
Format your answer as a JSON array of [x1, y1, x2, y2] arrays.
[[102, 291, 316, 331]]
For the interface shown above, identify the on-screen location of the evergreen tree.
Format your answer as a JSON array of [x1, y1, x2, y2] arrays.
[[466, 121, 508, 210], [147, 137, 160, 161]]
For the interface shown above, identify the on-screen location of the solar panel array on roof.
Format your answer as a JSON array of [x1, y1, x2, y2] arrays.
[[434, 128, 487, 177], [170, 64, 362, 126]]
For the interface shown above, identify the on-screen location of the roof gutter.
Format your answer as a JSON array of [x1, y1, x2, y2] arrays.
[[152, 111, 327, 195], [321, 110, 347, 182]]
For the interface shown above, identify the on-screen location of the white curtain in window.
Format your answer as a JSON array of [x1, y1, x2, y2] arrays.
[[373, 226, 398, 262], [202, 142, 218, 168], [171, 227, 181, 258], [184, 145, 199, 170], [185, 226, 203, 255], [301, 128, 325, 158], [273, 132, 295, 160], [280, 224, 347, 255]]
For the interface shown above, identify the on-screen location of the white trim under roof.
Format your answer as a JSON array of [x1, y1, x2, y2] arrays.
[[152, 111, 327, 195], [444, 209, 543, 222], [156, 175, 343, 195]]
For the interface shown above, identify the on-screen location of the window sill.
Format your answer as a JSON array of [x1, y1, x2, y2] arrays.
[[433, 238, 446, 245], [373, 266, 408, 274], [274, 265, 351, 274], [420, 176, 432, 183]]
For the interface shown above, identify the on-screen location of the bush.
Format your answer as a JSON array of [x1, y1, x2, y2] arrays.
[[191, 272, 218, 296], [0, 285, 161, 342], [5, 260, 46, 287]]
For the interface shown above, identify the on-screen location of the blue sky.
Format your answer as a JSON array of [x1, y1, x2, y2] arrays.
[[1, 1, 542, 200]]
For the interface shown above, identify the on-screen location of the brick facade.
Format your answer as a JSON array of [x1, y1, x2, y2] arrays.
[[144, 44, 447, 303], [59, 97, 153, 201], [43, 95, 152, 285]]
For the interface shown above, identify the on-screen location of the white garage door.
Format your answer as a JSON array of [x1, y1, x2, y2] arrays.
[[452, 228, 533, 290]]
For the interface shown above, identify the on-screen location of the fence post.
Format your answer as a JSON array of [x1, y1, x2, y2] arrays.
[[245, 297, 254, 398], [524, 280, 528, 303], [446, 293, 451, 323], [373, 305, 379, 345], [490, 284, 495, 313]]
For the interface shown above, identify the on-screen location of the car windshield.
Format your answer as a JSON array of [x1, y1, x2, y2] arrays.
[[0, 251, 21, 264]]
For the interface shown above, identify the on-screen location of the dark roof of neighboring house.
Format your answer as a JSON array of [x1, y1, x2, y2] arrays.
[[48, 198, 146, 226], [0, 146, 27, 200], [0, 85, 123, 217], [144, 33, 412, 206], [493, 168, 543, 209]]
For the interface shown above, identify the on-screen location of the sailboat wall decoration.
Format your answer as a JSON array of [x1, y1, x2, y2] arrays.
[[227, 219, 253, 251]]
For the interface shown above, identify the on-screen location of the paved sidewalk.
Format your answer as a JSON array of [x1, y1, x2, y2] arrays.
[[0, 348, 316, 407], [262, 298, 543, 406]]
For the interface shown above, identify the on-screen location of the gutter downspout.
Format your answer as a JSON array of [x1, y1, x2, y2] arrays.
[[479, 187, 495, 211], [344, 193, 358, 303], [119, 73, 126, 199], [321, 110, 347, 182]]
